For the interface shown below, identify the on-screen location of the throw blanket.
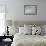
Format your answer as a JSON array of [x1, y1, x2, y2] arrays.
[[11, 33, 46, 46]]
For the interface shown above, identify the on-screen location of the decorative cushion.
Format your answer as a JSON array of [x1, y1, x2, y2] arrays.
[[24, 24, 32, 29], [24, 24, 32, 34], [24, 27, 32, 35], [19, 27, 25, 34], [19, 27, 32, 35], [8, 26, 19, 36], [42, 25, 46, 35], [32, 26, 41, 35], [42, 25, 46, 33]]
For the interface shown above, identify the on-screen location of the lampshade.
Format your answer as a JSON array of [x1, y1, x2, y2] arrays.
[[6, 20, 12, 26]]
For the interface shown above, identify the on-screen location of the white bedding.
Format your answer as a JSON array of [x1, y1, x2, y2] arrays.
[[11, 33, 46, 46]]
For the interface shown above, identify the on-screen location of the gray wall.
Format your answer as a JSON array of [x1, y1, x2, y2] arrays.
[[0, 0, 46, 22]]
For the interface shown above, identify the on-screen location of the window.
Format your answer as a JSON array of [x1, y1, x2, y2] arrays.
[[0, 5, 5, 36]]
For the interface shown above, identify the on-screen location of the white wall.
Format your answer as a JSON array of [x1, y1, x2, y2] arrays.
[[0, 0, 46, 22]]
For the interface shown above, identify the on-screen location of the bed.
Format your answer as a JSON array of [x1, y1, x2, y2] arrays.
[[11, 21, 46, 46], [11, 33, 46, 46]]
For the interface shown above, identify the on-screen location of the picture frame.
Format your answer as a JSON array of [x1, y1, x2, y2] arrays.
[[24, 5, 37, 15]]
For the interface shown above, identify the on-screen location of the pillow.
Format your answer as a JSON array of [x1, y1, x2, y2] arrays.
[[42, 25, 46, 35], [24, 27, 32, 35], [42, 25, 46, 33], [32, 27, 36, 35], [19, 27, 32, 35], [8, 26, 19, 36], [24, 24, 32, 29], [32, 26, 41, 35], [24, 24, 32, 35], [19, 27, 25, 34], [40, 25, 45, 35]]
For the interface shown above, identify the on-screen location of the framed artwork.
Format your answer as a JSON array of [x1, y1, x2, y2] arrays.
[[24, 5, 37, 15]]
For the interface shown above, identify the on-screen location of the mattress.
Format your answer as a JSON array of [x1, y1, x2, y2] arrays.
[[11, 33, 46, 46]]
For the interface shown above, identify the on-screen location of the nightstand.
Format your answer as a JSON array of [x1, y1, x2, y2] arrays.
[[2, 36, 13, 46], [2, 41, 12, 46], [0, 36, 13, 46], [3, 36, 13, 42]]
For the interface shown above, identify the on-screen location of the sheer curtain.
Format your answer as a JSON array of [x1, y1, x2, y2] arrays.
[[0, 5, 5, 36]]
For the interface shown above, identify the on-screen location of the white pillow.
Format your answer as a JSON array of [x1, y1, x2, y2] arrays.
[[42, 25, 46, 33], [19, 27, 32, 35], [19, 27, 25, 34], [24, 27, 32, 35], [24, 24, 32, 29], [41, 25, 45, 35], [8, 26, 19, 36], [24, 24, 32, 35], [32, 26, 41, 35]]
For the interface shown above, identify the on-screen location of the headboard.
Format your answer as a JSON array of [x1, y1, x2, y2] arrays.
[[14, 21, 46, 27], [6, 20, 46, 27]]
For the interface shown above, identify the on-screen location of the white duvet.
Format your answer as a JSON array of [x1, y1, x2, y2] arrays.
[[11, 33, 46, 46]]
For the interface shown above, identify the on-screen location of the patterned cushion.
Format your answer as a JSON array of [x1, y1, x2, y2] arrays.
[[32, 26, 41, 35]]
